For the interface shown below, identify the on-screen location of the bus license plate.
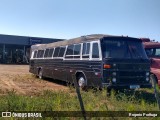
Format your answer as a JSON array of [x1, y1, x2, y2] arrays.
[[130, 85, 140, 89]]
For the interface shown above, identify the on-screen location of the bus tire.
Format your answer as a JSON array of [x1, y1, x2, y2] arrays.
[[38, 69, 43, 79], [77, 74, 87, 90], [150, 74, 158, 87], [107, 88, 111, 96]]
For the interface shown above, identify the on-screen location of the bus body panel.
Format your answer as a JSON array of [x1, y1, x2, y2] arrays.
[[30, 59, 102, 87]]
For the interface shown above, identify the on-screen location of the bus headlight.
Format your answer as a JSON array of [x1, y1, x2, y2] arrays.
[[112, 72, 116, 76], [113, 63, 117, 67], [146, 77, 149, 82], [112, 78, 116, 83], [146, 72, 149, 76]]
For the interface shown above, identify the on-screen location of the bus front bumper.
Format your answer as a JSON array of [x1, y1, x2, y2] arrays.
[[102, 83, 152, 89]]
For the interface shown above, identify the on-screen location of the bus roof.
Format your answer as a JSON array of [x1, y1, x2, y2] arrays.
[[31, 34, 140, 50]]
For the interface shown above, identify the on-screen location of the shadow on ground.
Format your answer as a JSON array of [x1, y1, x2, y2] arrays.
[[42, 77, 69, 87]]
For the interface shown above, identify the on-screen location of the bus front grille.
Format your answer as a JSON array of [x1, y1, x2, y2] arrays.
[[118, 71, 146, 84]]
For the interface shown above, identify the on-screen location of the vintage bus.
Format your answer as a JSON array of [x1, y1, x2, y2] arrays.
[[142, 38, 160, 86], [29, 34, 152, 90]]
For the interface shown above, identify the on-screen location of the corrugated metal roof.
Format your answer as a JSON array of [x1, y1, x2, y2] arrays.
[[0, 34, 63, 45]]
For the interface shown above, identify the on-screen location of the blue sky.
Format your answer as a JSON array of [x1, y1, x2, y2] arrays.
[[0, 0, 159, 41]]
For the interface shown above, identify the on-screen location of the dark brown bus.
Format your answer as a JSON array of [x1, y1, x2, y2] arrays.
[[29, 34, 152, 90]]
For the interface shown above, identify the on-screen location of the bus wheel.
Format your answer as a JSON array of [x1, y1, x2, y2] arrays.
[[38, 69, 43, 79], [150, 74, 158, 87], [107, 88, 111, 96], [78, 75, 87, 90]]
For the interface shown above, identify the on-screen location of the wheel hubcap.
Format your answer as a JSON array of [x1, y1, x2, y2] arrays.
[[78, 77, 85, 87], [39, 71, 42, 79]]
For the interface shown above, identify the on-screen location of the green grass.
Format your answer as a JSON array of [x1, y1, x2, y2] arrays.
[[0, 87, 160, 120]]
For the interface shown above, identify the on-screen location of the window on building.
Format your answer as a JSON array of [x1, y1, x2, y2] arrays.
[[82, 43, 90, 58], [92, 43, 99, 58]]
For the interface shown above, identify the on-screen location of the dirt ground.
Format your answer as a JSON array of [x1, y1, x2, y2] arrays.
[[0, 65, 69, 96]]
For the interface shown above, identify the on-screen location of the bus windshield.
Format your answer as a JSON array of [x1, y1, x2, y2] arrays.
[[102, 39, 148, 59]]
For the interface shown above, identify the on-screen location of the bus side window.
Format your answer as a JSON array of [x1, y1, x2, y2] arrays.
[[48, 48, 54, 58], [65, 45, 74, 58], [53, 47, 60, 57], [40, 50, 45, 58], [44, 49, 49, 58], [92, 43, 99, 58], [58, 47, 66, 57], [74, 44, 81, 58], [37, 50, 44, 58], [82, 43, 90, 58], [33, 51, 37, 58], [37, 50, 41, 58]]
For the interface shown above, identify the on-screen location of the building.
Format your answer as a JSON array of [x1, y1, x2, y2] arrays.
[[0, 34, 63, 64]]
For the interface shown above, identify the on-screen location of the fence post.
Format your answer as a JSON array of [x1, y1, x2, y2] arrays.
[[151, 74, 160, 110], [72, 75, 86, 120]]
